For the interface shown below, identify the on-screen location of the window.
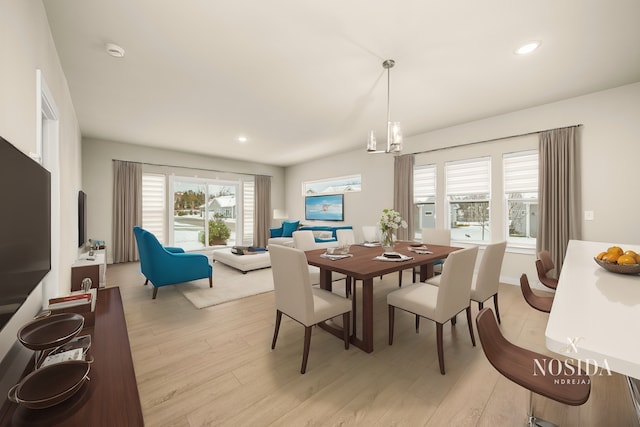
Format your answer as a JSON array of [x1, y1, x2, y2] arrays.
[[413, 164, 436, 238], [504, 151, 538, 247], [445, 157, 491, 243], [242, 180, 255, 246], [302, 174, 361, 195], [142, 174, 166, 243]]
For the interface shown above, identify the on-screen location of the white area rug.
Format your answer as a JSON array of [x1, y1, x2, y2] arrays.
[[177, 262, 274, 308]]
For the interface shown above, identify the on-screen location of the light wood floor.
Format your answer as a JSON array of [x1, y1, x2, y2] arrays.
[[107, 262, 639, 427]]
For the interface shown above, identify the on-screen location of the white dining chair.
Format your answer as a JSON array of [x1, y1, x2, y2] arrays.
[[292, 230, 350, 295], [470, 241, 506, 324], [268, 244, 351, 374], [387, 246, 478, 375], [336, 229, 356, 246], [361, 226, 379, 243]]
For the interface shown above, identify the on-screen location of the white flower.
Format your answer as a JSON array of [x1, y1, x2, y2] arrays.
[[378, 209, 407, 234]]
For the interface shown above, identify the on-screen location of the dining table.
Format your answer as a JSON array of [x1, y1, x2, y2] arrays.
[[545, 239, 640, 421], [305, 241, 461, 353]]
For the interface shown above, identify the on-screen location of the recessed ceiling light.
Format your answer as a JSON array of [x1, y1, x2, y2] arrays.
[[105, 43, 125, 58], [237, 136, 248, 143], [515, 41, 541, 55]]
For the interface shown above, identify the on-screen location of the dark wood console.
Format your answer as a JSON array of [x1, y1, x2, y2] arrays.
[[0, 287, 144, 426]]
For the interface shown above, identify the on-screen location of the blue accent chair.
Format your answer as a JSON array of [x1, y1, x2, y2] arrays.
[[133, 226, 213, 299]]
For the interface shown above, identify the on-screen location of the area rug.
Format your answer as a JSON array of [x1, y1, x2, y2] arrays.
[[177, 262, 274, 309]]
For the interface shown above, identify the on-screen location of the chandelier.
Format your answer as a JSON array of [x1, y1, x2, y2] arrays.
[[366, 59, 402, 154]]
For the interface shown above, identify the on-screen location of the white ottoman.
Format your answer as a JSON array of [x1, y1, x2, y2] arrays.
[[212, 248, 271, 273]]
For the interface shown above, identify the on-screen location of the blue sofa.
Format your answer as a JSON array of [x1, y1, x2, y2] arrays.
[[133, 226, 213, 299], [269, 221, 352, 245]]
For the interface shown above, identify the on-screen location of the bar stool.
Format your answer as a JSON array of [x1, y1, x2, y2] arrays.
[[536, 250, 558, 290], [476, 308, 590, 426], [520, 274, 554, 313]]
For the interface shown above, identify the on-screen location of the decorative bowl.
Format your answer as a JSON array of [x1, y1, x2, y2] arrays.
[[327, 245, 350, 255], [594, 258, 640, 275]]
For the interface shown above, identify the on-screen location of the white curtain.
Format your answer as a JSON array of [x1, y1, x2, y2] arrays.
[[113, 160, 142, 263]]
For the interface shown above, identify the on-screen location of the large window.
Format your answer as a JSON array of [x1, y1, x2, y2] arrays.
[[445, 157, 491, 243], [413, 164, 436, 239], [504, 151, 538, 247]]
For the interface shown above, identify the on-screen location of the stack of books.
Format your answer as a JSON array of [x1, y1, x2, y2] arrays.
[[48, 288, 97, 312]]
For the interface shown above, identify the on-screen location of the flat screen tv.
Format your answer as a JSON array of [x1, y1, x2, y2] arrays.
[[0, 136, 51, 332], [78, 191, 87, 248], [305, 194, 344, 221]]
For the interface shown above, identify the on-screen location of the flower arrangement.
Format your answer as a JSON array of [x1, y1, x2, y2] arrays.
[[378, 209, 407, 249]]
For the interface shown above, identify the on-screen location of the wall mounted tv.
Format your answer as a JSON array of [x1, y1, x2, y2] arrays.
[[305, 194, 344, 221], [78, 190, 87, 248], [0, 136, 51, 332]]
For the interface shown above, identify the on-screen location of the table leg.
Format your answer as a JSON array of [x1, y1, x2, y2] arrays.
[[420, 263, 434, 282], [349, 278, 374, 353]]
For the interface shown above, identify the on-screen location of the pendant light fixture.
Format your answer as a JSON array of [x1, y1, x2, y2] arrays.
[[367, 59, 402, 154]]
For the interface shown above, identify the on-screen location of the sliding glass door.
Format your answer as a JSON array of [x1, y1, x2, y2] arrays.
[[169, 177, 242, 250]]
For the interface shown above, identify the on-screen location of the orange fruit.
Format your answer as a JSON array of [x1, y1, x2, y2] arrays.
[[636, 254, 640, 264], [596, 251, 607, 260], [618, 254, 637, 265], [624, 250, 638, 257], [607, 246, 624, 256], [603, 253, 620, 263]]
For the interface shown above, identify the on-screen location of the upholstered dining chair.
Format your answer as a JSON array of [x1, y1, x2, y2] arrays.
[[336, 228, 356, 246], [409, 228, 452, 282], [361, 226, 379, 243], [293, 230, 350, 295], [387, 246, 479, 374], [520, 274, 554, 313], [536, 250, 559, 289], [470, 241, 507, 324], [476, 308, 590, 426], [268, 244, 351, 374], [133, 226, 212, 299]]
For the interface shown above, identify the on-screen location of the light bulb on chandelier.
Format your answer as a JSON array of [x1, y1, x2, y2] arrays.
[[367, 59, 402, 154]]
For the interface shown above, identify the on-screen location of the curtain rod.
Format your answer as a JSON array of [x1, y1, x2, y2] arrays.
[[407, 124, 583, 156], [111, 159, 272, 178]]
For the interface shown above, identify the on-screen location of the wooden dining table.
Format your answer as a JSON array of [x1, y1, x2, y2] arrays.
[[305, 241, 461, 353]]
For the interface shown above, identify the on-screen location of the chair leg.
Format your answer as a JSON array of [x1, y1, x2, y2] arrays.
[[415, 315, 420, 333], [466, 306, 476, 347], [271, 310, 282, 349], [301, 326, 312, 374], [478, 301, 484, 310], [527, 390, 558, 427], [493, 293, 501, 324], [345, 277, 351, 297], [388, 305, 395, 345], [209, 275, 213, 288], [451, 314, 457, 325], [342, 312, 350, 349], [143, 278, 148, 286], [398, 270, 403, 287], [152, 287, 158, 299], [436, 322, 445, 375]]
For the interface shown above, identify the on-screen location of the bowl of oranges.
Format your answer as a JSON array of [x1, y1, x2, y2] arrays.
[[594, 246, 640, 274]]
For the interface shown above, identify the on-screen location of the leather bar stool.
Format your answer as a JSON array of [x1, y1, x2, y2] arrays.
[[520, 274, 554, 313], [536, 250, 558, 290], [476, 308, 590, 426]]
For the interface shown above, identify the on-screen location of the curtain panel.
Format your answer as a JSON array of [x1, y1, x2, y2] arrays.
[[538, 126, 581, 275], [254, 175, 271, 248], [113, 160, 142, 263], [393, 154, 415, 241]]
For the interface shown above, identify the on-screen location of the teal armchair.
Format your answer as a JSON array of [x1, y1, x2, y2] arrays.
[[133, 226, 213, 299]]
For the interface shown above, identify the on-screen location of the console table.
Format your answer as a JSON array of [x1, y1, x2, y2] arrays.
[[0, 287, 144, 426]]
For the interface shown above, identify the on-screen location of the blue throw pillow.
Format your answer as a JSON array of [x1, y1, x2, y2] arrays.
[[270, 227, 283, 238], [281, 220, 300, 237]]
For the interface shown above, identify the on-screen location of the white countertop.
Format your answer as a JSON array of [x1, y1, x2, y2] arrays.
[[545, 240, 640, 379]]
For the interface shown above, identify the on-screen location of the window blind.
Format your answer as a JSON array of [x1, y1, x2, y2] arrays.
[[445, 157, 491, 196], [142, 174, 166, 243]]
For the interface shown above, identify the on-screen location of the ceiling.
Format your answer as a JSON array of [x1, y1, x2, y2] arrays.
[[43, 0, 640, 167]]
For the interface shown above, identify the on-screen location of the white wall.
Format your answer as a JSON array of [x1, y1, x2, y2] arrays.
[[0, 0, 82, 381], [287, 82, 640, 284], [82, 137, 286, 263]]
